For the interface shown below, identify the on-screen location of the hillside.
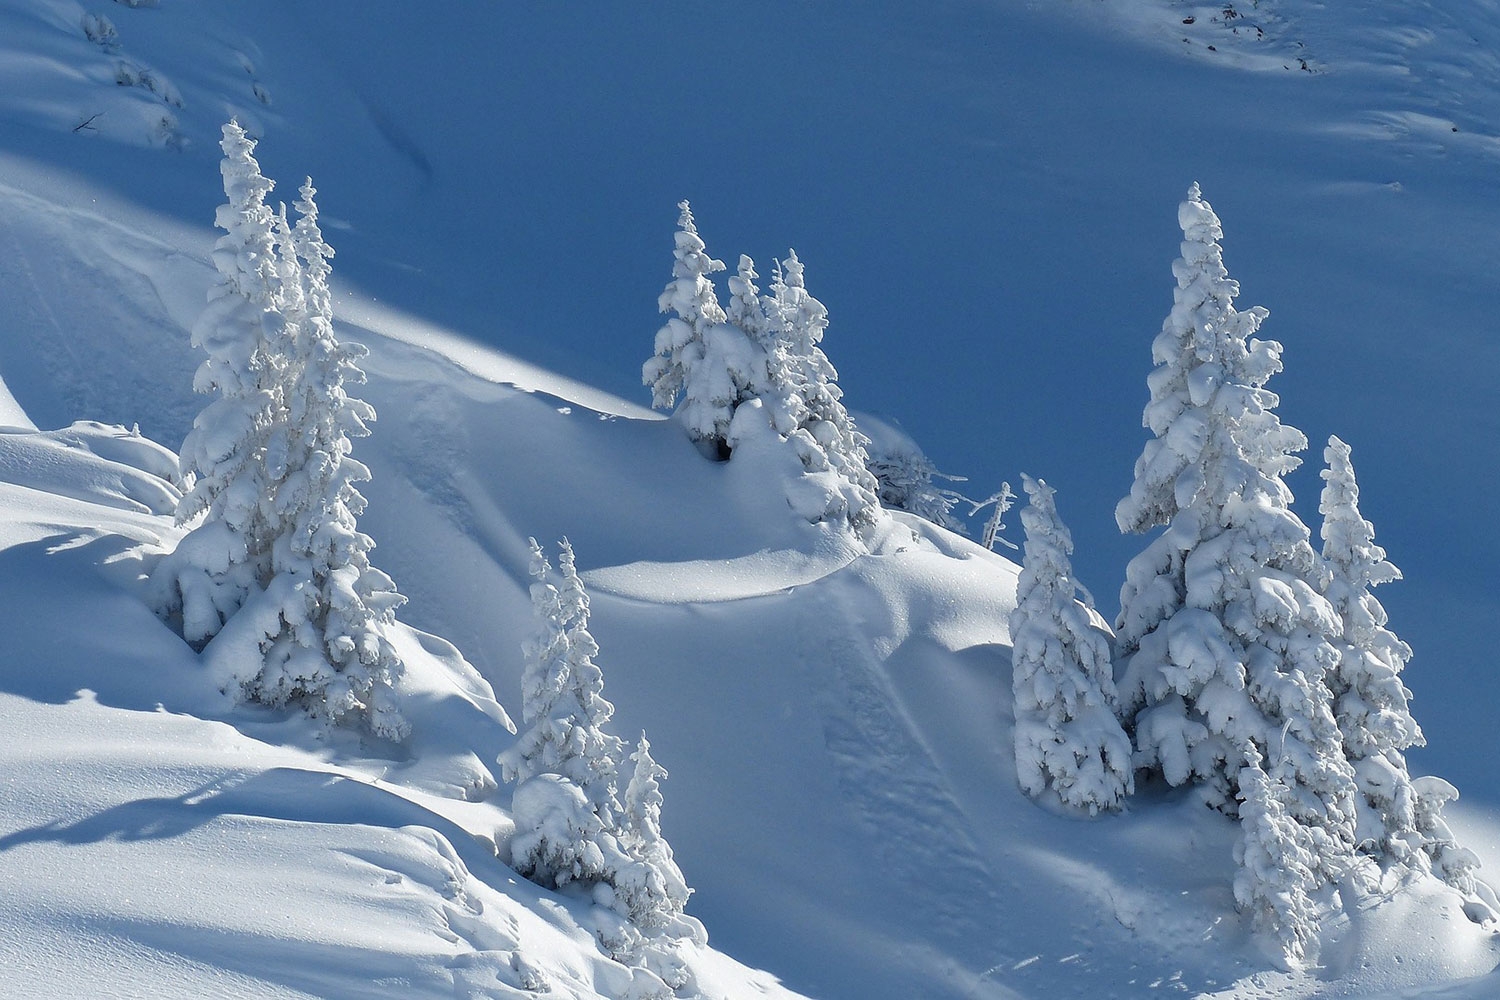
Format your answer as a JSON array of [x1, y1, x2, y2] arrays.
[[2, 3, 1500, 999]]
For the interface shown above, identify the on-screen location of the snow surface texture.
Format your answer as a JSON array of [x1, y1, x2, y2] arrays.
[[2, 2, 1500, 999]]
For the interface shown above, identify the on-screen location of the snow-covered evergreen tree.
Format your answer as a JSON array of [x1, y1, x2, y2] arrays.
[[1320, 438, 1495, 912], [555, 533, 590, 632], [642, 202, 738, 453], [725, 254, 770, 349], [757, 250, 880, 530], [1319, 435, 1423, 864], [1009, 474, 1132, 814], [500, 539, 624, 814], [228, 176, 407, 739], [1233, 744, 1320, 967], [641, 217, 879, 531], [616, 732, 692, 928], [499, 540, 703, 946], [152, 119, 290, 647], [1411, 776, 1485, 897], [153, 128, 406, 737], [643, 201, 725, 412], [501, 538, 627, 887], [643, 207, 771, 458], [1113, 185, 1359, 951]]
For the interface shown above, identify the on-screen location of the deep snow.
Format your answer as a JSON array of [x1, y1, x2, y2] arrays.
[[1, 2, 1499, 999]]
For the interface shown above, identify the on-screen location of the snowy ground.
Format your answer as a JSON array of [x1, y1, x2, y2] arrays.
[[2, 2, 1499, 999]]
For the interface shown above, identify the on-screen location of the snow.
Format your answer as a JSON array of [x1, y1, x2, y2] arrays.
[[1, 1, 1499, 999]]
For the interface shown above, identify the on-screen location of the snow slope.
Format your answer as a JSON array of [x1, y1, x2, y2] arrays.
[[2, 2, 1500, 999]]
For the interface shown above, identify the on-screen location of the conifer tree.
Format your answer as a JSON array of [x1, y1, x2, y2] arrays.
[[1234, 744, 1320, 965], [763, 250, 880, 529], [751, 257, 807, 437], [501, 539, 627, 888], [619, 732, 692, 928], [1319, 435, 1423, 863], [863, 431, 970, 534], [639, 202, 726, 431], [643, 205, 772, 458], [235, 177, 407, 739], [1114, 185, 1359, 954], [555, 534, 590, 632], [1010, 475, 1132, 814], [500, 539, 624, 812], [1411, 776, 1486, 897], [725, 254, 770, 347], [500, 541, 700, 940], [154, 129, 407, 737], [1320, 439, 1493, 908], [152, 119, 289, 646]]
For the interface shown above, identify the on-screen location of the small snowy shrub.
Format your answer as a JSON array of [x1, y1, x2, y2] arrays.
[[113, 61, 183, 107], [81, 13, 119, 49], [861, 415, 970, 533]]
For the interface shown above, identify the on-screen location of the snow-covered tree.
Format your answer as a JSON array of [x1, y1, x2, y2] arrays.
[[555, 533, 590, 631], [152, 119, 289, 647], [640, 213, 879, 531], [976, 482, 1019, 553], [1233, 744, 1320, 966], [500, 539, 625, 815], [616, 732, 692, 928], [861, 416, 971, 533], [500, 541, 702, 946], [1320, 439, 1495, 912], [1113, 185, 1359, 951], [1319, 435, 1423, 864], [642, 202, 737, 452], [501, 538, 627, 887], [1411, 776, 1485, 898], [725, 254, 770, 348], [153, 127, 407, 738], [643, 207, 771, 458], [643, 201, 726, 411], [758, 250, 880, 530], [229, 176, 407, 740], [1010, 474, 1132, 814]]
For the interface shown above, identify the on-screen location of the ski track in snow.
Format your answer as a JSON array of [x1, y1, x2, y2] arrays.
[[796, 565, 1005, 952]]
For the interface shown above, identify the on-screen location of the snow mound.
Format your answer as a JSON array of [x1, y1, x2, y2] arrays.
[[0, 420, 178, 515]]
